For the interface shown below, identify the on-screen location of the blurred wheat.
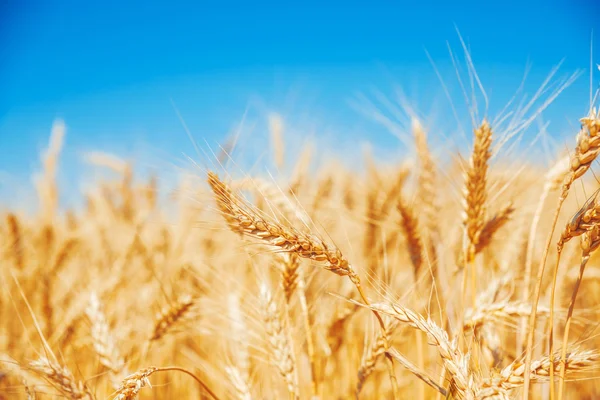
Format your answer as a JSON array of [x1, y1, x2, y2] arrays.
[[2, 106, 600, 400]]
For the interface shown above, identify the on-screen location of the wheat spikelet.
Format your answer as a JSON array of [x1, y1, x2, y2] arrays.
[[356, 322, 396, 396], [562, 110, 600, 194], [50, 236, 78, 274], [225, 365, 253, 400], [260, 283, 299, 400], [396, 194, 424, 279], [482, 349, 599, 392], [378, 165, 410, 218], [326, 303, 359, 355], [462, 121, 493, 262], [5, 213, 24, 269], [150, 294, 196, 341], [28, 357, 92, 399], [475, 202, 514, 254], [208, 172, 358, 282], [364, 302, 475, 399], [557, 189, 600, 252], [86, 292, 126, 386], [275, 253, 301, 303], [113, 367, 157, 400]]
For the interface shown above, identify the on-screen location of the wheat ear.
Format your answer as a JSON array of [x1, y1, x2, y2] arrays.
[[364, 302, 476, 399], [29, 357, 92, 399], [150, 294, 196, 342], [208, 171, 399, 398], [462, 121, 493, 310], [481, 349, 599, 394], [225, 365, 253, 400], [260, 283, 299, 400], [86, 292, 126, 387], [523, 110, 600, 398], [113, 366, 218, 400]]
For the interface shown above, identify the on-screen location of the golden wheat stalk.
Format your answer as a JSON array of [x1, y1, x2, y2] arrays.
[[524, 110, 600, 398]]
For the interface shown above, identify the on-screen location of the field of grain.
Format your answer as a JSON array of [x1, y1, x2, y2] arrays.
[[1, 104, 600, 400]]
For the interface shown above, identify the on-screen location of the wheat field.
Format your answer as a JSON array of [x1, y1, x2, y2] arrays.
[[1, 99, 600, 400]]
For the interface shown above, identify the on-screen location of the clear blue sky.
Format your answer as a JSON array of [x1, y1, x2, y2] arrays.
[[0, 0, 598, 200]]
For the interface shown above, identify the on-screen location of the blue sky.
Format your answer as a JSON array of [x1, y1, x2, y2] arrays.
[[0, 0, 598, 205]]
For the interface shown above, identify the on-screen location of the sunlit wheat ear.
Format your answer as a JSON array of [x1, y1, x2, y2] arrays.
[[362, 302, 476, 399], [356, 321, 396, 396], [276, 252, 300, 303], [259, 283, 299, 400], [462, 120, 493, 263], [28, 357, 92, 399], [474, 202, 514, 255], [113, 367, 157, 400], [5, 213, 24, 269], [480, 348, 600, 394], [150, 294, 196, 342], [396, 194, 424, 280], [225, 365, 253, 400], [112, 366, 217, 400], [325, 303, 359, 355], [275, 250, 316, 394], [86, 292, 126, 387], [207, 172, 358, 282], [22, 377, 36, 400], [378, 165, 410, 217], [208, 171, 398, 396], [562, 110, 600, 195], [557, 189, 600, 252]]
